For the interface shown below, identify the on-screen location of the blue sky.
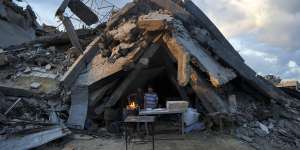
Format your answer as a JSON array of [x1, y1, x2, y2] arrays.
[[16, 0, 300, 80]]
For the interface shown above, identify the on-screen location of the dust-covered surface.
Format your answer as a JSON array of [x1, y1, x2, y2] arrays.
[[38, 131, 255, 150]]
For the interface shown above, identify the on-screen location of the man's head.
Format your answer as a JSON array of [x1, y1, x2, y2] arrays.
[[148, 86, 153, 92]]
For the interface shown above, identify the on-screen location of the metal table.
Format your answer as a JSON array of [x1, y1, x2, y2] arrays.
[[124, 116, 156, 150], [139, 108, 185, 135]]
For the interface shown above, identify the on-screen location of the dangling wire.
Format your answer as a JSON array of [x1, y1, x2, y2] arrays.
[[62, 0, 119, 29], [19, 0, 44, 24]]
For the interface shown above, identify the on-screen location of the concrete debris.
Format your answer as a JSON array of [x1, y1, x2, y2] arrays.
[[45, 64, 52, 70], [23, 66, 31, 74], [258, 122, 270, 135], [0, 0, 299, 150], [108, 21, 138, 42], [30, 82, 41, 89], [0, 125, 71, 150], [67, 85, 89, 129]]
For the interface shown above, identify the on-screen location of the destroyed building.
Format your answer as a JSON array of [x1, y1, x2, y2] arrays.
[[1, 0, 300, 150]]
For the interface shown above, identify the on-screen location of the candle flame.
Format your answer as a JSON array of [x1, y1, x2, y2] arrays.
[[128, 101, 138, 110]]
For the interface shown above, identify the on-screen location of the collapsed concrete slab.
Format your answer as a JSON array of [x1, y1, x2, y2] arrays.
[[0, 125, 71, 150]]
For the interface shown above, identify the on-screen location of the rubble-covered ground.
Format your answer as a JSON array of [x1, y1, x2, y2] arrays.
[[38, 131, 255, 150], [1, 0, 300, 150]]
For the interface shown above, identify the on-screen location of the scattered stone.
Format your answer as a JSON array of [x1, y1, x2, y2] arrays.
[[258, 122, 270, 134], [23, 67, 31, 74], [268, 122, 274, 130], [30, 82, 41, 89], [45, 64, 52, 70]]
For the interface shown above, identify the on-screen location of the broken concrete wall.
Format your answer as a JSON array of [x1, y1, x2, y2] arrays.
[[0, 0, 38, 48]]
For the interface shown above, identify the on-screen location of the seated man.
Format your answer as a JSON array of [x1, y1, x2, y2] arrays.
[[144, 87, 158, 109], [127, 88, 144, 109]]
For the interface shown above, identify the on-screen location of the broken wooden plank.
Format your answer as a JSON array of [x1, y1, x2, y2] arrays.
[[68, 0, 99, 25], [164, 21, 236, 87], [183, 0, 244, 63], [0, 125, 71, 150], [60, 16, 83, 53], [105, 44, 160, 107], [106, 2, 137, 30], [61, 36, 101, 89]]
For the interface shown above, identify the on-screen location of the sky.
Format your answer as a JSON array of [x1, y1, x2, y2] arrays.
[[16, 0, 300, 80]]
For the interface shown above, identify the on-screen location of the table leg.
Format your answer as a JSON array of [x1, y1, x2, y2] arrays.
[[125, 123, 128, 150], [181, 113, 184, 135], [152, 122, 155, 150], [145, 122, 149, 135]]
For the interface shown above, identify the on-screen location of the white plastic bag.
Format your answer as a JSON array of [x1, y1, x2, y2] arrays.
[[183, 108, 200, 126]]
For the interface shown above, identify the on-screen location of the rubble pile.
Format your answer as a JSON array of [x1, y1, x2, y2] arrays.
[[0, 1, 99, 148], [0, 0, 300, 150]]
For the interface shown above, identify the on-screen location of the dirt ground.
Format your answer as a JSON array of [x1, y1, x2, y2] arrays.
[[38, 131, 255, 150]]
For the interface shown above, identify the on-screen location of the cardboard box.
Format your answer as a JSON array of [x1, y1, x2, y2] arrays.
[[167, 101, 188, 111]]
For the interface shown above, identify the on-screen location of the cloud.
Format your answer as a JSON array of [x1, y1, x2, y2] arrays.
[[231, 36, 300, 80], [15, 0, 61, 25], [193, 0, 300, 51], [272, 0, 300, 13], [193, 0, 300, 80]]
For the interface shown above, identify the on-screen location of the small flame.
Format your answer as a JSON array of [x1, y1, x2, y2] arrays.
[[128, 101, 138, 110]]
